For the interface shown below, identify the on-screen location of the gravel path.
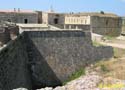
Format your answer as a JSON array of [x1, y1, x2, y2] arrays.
[[100, 42, 125, 49]]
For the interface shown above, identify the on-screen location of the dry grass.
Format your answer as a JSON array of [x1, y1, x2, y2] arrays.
[[94, 48, 125, 80]]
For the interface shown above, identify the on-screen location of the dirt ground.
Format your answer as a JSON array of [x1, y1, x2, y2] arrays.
[[94, 36, 125, 81]]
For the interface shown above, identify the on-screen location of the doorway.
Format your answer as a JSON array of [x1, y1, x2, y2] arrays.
[[54, 18, 58, 24], [24, 19, 28, 24]]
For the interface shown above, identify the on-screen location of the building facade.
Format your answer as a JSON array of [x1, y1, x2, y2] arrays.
[[91, 15, 122, 36], [40, 12, 90, 30], [63, 14, 90, 30], [0, 9, 38, 24], [0, 22, 19, 46], [40, 12, 122, 36], [122, 17, 125, 34], [41, 11, 65, 28]]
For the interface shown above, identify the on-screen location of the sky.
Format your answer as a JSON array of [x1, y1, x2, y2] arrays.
[[0, 0, 125, 16]]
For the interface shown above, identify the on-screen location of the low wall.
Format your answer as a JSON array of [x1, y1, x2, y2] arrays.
[[92, 27, 121, 36]]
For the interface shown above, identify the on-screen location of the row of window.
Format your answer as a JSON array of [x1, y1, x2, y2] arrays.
[[65, 18, 88, 24]]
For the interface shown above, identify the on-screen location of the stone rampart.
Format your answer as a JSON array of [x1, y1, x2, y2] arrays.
[[24, 30, 113, 88], [0, 30, 113, 89]]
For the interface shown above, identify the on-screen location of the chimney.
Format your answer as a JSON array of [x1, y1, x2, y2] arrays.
[[14, 8, 16, 12], [18, 8, 20, 12]]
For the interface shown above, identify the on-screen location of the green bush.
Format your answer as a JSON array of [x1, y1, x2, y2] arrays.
[[103, 36, 115, 40], [63, 68, 85, 85], [93, 41, 103, 47]]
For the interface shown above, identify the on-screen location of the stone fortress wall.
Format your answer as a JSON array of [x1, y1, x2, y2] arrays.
[[0, 30, 113, 90], [40, 12, 122, 36], [0, 10, 38, 24], [91, 16, 122, 36], [0, 10, 123, 36]]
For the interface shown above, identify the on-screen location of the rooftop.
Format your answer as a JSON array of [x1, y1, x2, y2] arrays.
[[17, 24, 49, 28], [66, 12, 119, 17], [0, 9, 37, 14]]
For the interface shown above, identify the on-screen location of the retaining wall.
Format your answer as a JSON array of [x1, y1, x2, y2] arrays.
[[0, 30, 113, 89]]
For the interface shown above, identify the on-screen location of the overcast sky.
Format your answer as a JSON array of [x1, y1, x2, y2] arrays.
[[0, 0, 125, 16]]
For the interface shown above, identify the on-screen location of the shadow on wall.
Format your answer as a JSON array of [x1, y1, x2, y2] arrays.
[[0, 31, 113, 90], [0, 35, 32, 90], [24, 35, 62, 89], [23, 31, 113, 89]]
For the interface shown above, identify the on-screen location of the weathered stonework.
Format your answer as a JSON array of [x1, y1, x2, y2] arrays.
[[42, 12, 65, 25], [0, 35, 32, 90], [0, 30, 113, 89], [0, 11, 38, 24], [24, 30, 113, 88], [0, 23, 19, 46], [122, 17, 125, 34], [91, 16, 122, 36], [40, 12, 122, 36]]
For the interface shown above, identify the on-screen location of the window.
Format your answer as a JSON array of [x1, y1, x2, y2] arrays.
[[85, 20, 87, 24], [73, 19, 75, 23], [106, 20, 108, 25], [77, 19, 79, 23], [7, 19, 11, 22], [69, 19, 70, 23], [24, 19, 28, 24]]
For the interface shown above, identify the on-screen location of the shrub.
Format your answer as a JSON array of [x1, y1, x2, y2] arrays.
[[63, 68, 85, 85]]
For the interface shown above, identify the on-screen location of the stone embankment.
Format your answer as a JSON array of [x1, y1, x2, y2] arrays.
[[37, 72, 102, 90]]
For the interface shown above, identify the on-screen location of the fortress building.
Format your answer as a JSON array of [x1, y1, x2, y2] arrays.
[[40, 11, 122, 36], [0, 9, 121, 90], [0, 9, 38, 24], [0, 9, 122, 36]]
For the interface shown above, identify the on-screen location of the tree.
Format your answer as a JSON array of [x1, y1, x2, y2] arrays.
[[100, 11, 104, 14]]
